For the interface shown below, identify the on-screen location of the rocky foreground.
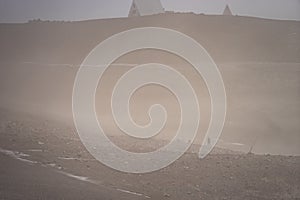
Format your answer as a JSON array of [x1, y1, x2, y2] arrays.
[[0, 109, 299, 200]]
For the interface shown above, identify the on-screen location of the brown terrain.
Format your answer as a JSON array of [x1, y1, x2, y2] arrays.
[[0, 13, 299, 199]]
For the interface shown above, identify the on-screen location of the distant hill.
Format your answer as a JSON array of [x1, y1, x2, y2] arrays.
[[0, 13, 299, 64]]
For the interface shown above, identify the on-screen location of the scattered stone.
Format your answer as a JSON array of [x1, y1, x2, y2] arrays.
[[163, 193, 170, 198]]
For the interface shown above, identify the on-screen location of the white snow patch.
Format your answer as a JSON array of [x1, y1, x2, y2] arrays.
[[0, 148, 38, 164], [26, 149, 43, 152], [230, 143, 245, 146], [117, 188, 151, 198], [58, 171, 99, 184], [58, 157, 95, 161]]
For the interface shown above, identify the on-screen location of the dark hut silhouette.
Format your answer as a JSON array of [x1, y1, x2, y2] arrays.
[[223, 4, 233, 16], [128, 0, 165, 17]]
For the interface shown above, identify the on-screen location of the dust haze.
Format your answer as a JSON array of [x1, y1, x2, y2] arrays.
[[0, 1, 299, 199]]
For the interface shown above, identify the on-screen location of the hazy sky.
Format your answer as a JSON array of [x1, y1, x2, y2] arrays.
[[0, 0, 300, 23]]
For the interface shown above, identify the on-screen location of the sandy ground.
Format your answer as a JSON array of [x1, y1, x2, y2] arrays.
[[0, 109, 299, 200]]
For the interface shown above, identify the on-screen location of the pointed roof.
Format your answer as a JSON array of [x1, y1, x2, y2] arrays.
[[128, 0, 164, 17], [223, 4, 233, 16]]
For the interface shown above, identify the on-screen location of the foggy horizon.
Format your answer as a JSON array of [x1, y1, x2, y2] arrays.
[[0, 0, 300, 23]]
